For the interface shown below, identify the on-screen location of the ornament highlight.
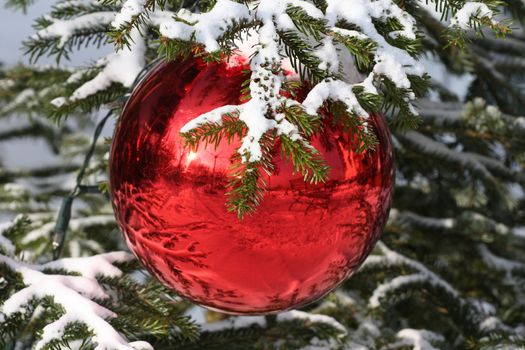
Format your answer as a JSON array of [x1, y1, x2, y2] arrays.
[[109, 55, 394, 314]]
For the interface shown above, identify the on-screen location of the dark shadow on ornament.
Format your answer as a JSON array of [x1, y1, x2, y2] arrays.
[[287, 177, 339, 218]]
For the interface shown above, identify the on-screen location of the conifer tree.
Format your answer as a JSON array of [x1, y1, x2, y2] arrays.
[[1, 0, 524, 349]]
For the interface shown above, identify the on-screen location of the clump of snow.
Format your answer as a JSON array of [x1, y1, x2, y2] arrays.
[[450, 2, 494, 29], [180, 105, 239, 133], [420, 53, 475, 101], [50, 97, 66, 108], [315, 38, 339, 74], [42, 251, 132, 279], [159, 0, 251, 52], [513, 227, 525, 238], [70, 28, 145, 101], [112, 0, 147, 28], [303, 78, 375, 118], [0, 79, 15, 89], [325, 0, 424, 82], [389, 209, 457, 230], [395, 328, 444, 350]]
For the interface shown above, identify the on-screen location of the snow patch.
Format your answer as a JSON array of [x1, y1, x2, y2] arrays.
[[450, 2, 494, 29], [160, 0, 251, 52]]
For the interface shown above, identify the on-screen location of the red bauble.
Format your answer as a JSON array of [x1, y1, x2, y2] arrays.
[[109, 55, 394, 314]]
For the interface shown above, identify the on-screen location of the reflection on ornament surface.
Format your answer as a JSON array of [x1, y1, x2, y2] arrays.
[[109, 56, 395, 314]]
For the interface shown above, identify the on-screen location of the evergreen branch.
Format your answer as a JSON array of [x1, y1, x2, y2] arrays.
[[286, 5, 327, 41], [278, 30, 330, 83], [226, 159, 266, 219], [108, 0, 156, 49], [372, 17, 423, 56], [446, 4, 512, 49], [328, 100, 378, 153], [280, 135, 329, 183], [0, 253, 151, 350], [281, 103, 321, 137], [98, 276, 199, 342], [48, 83, 128, 122], [329, 29, 377, 70], [24, 19, 111, 63], [226, 133, 274, 219], [158, 37, 198, 61], [3, 0, 34, 12], [311, 0, 328, 13], [380, 75, 430, 130], [159, 17, 256, 62], [181, 112, 245, 150]]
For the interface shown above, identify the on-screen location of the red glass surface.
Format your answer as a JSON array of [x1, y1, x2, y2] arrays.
[[109, 56, 394, 314]]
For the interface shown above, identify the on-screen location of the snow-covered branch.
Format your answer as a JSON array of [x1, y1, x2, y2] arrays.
[[365, 242, 458, 308], [201, 309, 346, 335], [0, 249, 150, 350], [162, 0, 424, 162], [363, 242, 522, 335]]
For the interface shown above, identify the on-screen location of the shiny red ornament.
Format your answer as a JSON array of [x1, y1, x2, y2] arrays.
[[109, 55, 394, 315]]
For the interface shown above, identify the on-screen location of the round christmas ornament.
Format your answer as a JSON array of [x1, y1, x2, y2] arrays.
[[109, 54, 394, 314]]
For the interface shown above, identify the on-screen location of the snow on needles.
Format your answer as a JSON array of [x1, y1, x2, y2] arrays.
[[172, 0, 423, 162], [46, 6, 177, 105], [34, 12, 115, 47], [0, 251, 150, 350], [200, 310, 346, 335], [112, 0, 147, 29], [365, 242, 459, 308], [160, 0, 251, 52], [70, 28, 146, 101], [394, 329, 445, 350], [450, 2, 495, 29]]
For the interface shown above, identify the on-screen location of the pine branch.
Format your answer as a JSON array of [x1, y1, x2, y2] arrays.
[[329, 29, 376, 70], [226, 133, 274, 219], [24, 15, 112, 63], [280, 135, 329, 183], [278, 30, 329, 84], [286, 5, 327, 41]]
